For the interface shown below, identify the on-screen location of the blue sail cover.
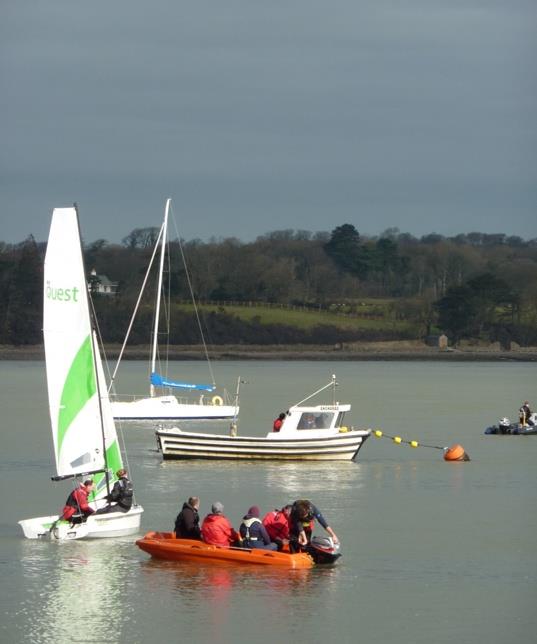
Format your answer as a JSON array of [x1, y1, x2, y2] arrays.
[[150, 372, 215, 392]]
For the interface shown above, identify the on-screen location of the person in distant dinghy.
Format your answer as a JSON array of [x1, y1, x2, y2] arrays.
[[95, 469, 134, 514]]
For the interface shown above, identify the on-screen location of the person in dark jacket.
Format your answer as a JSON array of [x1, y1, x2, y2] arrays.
[[174, 496, 201, 539], [239, 506, 277, 550], [95, 469, 134, 514], [288, 499, 339, 553]]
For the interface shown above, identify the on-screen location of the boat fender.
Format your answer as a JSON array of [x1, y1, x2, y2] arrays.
[[443, 443, 470, 462], [339, 426, 348, 433], [212, 395, 224, 406]]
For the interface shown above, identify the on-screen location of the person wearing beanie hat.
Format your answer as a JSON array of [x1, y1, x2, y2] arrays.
[[201, 502, 240, 547], [239, 505, 277, 551]]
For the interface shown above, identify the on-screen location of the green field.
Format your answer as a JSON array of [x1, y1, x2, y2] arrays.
[[176, 301, 416, 334]]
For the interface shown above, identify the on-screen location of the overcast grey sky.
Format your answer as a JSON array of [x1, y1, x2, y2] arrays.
[[2, 0, 536, 244]]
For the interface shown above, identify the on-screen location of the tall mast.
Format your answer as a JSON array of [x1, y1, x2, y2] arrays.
[[150, 198, 171, 397], [75, 203, 111, 493]]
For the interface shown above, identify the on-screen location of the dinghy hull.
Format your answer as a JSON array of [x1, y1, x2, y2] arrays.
[[19, 505, 144, 540], [136, 532, 314, 568]]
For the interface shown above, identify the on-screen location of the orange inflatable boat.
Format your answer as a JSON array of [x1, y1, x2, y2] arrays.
[[136, 532, 314, 568]]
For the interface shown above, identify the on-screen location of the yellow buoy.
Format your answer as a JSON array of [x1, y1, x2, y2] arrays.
[[393, 436, 402, 444], [374, 430, 383, 438], [410, 440, 419, 448]]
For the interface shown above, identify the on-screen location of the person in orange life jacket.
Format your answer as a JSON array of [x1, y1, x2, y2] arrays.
[[239, 506, 277, 551], [174, 496, 201, 539], [273, 412, 286, 432], [201, 502, 240, 547], [95, 469, 134, 514], [288, 499, 339, 553], [262, 504, 292, 550], [61, 479, 95, 522]]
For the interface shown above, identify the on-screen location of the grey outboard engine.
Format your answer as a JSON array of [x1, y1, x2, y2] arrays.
[[306, 535, 342, 564]]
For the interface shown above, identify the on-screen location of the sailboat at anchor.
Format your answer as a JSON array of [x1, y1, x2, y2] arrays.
[[110, 198, 240, 421], [19, 206, 143, 540]]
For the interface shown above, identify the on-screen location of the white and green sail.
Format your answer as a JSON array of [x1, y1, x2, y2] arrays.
[[44, 207, 122, 501]]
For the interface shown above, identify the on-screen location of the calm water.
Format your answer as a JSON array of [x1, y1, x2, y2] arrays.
[[1, 360, 536, 644]]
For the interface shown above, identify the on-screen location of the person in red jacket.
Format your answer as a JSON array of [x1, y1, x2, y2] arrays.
[[201, 502, 240, 547], [272, 412, 286, 432], [262, 504, 292, 550], [61, 479, 95, 522]]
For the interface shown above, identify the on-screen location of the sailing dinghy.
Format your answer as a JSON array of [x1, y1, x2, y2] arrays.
[[18, 207, 143, 540], [110, 198, 239, 421]]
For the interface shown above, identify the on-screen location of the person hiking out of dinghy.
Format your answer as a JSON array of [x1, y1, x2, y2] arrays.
[[174, 496, 201, 539], [95, 469, 133, 514], [240, 506, 277, 550], [61, 479, 95, 522], [288, 500, 339, 553], [262, 504, 292, 550], [201, 502, 240, 547]]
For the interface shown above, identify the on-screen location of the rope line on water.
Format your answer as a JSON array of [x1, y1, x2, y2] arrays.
[[371, 429, 470, 461], [372, 429, 446, 450]]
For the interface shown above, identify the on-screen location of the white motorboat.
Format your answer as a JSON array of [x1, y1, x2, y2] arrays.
[[18, 206, 143, 540], [156, 376, 370, 461], [110, 198, 239, 421]]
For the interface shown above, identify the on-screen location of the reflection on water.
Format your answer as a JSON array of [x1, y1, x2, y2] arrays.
[[16, 540, 134, 644], [140, 556, 341, 621]]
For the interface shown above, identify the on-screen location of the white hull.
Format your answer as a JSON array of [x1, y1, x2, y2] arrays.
[[112, 395, 238, 420], [18, 505, 144, 540], [157, 428, 369, 461]]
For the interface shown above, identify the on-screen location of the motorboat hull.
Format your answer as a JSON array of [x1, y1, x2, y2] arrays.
[[156, 428, 370, 461], [136, 532, 314, 568], [485, 424, 537, 435], [112, 395, 237, 421], [18, 505, 144, 540]]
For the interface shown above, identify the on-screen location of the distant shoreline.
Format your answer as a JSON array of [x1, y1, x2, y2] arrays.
[[2, 342, 537, 362]]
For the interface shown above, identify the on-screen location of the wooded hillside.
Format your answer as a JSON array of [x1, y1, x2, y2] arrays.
[[1, 225, 536, 347]]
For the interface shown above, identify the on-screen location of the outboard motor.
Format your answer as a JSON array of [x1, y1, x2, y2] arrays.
[[306, 535, 342, 564], [498, 417, 512, 434]]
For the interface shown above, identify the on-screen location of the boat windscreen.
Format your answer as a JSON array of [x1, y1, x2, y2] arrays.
[[297, 412, 334, 430]]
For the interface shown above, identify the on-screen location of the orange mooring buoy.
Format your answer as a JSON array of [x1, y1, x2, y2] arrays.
[[443, 443, 470, 462]]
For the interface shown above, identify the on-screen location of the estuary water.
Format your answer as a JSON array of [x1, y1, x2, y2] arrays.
[[1, 360, 536, 644]]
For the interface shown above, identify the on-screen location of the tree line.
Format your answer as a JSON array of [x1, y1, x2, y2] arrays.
[[1, 225, 536, 347]]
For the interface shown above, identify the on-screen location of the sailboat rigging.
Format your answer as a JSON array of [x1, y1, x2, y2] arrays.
[[110, 198, 240, 421]]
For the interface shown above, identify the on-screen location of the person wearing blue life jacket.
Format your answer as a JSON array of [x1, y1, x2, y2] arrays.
[[239, 506, 277, 550]]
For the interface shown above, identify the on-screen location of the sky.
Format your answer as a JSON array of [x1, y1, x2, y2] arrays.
[[1, 0, 536, 245]]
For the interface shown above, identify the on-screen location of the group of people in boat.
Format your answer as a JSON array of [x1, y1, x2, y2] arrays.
[[174, 497, 339, 553]]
